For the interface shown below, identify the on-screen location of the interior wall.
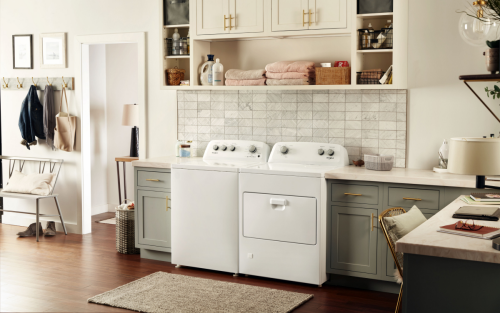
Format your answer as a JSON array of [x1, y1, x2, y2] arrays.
[[105, 43, 138, 208], [407, 0, 500, 169], [89, 44, 108, 215], [0, 0, 177, 232]]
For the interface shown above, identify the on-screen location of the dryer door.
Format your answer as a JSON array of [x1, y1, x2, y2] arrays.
[[243, 192, 317, 245]]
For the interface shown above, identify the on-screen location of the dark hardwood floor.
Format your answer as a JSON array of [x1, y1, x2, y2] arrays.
[[0, 213, 398, 312]]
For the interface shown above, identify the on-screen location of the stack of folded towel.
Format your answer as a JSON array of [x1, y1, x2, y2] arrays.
[[265, 61, 316, 86], [225, 69, 266, 86]]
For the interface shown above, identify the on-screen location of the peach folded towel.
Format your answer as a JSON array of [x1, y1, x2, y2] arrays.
[[225, 69, 266, 80], [225, 78, 266, 86], [266, 72, 315, 79], [265, 61, 315, 73], [266, 78, 314, 86]]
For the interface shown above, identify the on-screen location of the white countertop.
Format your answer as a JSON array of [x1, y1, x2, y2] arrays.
[[324, 166, 488, 188], [132, 157, 496, 188], [132, 156, 202, 169], [396, 197, 500, 264]]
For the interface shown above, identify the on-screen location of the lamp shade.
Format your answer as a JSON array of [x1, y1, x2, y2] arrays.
[[122, 104, 139, 126], [448, 137, 500, 175]]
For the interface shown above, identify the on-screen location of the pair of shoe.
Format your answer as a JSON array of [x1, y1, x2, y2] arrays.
[[17, 221, 57, 237]]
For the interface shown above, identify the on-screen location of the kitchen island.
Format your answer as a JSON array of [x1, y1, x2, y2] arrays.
[[396, 197, 500, 313]]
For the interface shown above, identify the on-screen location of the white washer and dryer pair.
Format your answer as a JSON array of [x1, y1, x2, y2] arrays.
[[172, 140, 349, 286]]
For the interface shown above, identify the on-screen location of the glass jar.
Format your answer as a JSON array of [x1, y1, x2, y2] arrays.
[[180, 37, 188, 55], [165, 38, 172, 56], [179, 144, 191, 158]]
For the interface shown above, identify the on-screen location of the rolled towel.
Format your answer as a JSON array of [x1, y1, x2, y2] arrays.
[[225, 69, 266, 80], [266, 78, 314, 86], [265, 61, 315, 73], [225, 78, 266, 86], [266, 72, 315, 79]]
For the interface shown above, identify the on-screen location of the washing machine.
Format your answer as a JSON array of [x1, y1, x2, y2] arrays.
[[239, 142, 349, 286], [172, 140, 270, 276]]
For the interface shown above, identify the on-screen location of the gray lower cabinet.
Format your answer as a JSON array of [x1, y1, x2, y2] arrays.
[[330, 206, 378, 275], [135, 167, 172, 261], [328, 179, 484, 283]]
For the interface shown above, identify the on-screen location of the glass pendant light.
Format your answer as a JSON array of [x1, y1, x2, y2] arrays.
[[459, 0, 492, 46]]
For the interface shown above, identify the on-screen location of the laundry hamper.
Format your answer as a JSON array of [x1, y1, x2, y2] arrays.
[[115, 207, 140, 255]]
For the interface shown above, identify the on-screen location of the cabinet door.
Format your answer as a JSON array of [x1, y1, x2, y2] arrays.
[[330, 206, 378, 274], [137, 190, 171, 248], [229, 0, 264, 34], [308, 0, 347, 30], [197, 0, 230, 35], [272, 0, 309, 32]]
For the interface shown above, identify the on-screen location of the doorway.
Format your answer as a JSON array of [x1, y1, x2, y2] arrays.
[[76, 33, 146, 234]]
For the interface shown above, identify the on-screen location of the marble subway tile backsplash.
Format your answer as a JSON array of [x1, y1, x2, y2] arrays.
[[177, 89, 408, 168]]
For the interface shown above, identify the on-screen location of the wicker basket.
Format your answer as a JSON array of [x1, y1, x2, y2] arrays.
[[315, 67, 351, 85], [364, 154, 394, 171], [166, 66, 186, 86], [116, 207, 140, 255]]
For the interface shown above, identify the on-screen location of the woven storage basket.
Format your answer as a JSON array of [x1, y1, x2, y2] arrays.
[[365, 154, 394, 171], [166, 66, 186, 85], [315, 67, 351, 85], [116, 207, 140, 255]]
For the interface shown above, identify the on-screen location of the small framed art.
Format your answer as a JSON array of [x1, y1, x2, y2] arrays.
[[12, 34, 33, 69], [40, 33, 66, 69]]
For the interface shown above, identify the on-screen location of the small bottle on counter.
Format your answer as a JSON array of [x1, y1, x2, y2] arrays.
[[212, 58, 224, 86], [179, 143, 191, 158]]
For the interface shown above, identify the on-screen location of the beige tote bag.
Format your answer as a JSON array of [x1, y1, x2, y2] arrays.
[[54, 87, 76, 152]]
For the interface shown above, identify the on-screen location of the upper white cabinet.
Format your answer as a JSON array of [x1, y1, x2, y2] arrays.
[[197, 0, 264, 35], [272, 0, 347, 32]]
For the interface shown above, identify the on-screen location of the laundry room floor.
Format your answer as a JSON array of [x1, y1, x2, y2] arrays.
[[0, 212, 398, 312]]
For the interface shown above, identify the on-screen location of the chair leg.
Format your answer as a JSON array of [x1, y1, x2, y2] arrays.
[[35, 199, 39, 242], [54, 197, 67, 235], [395, 282, 403, 313]]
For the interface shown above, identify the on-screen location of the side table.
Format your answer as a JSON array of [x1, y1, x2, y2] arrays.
[[115, 157, 139, 204]]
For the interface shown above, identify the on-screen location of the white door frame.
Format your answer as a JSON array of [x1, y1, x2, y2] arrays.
[[75, 32, 147, 234]]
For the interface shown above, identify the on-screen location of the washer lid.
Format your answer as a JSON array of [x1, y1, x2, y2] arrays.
[[172, 159, 264, 172], [240, 163, 345, 177]]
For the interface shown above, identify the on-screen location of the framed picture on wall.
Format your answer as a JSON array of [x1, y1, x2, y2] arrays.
[[40, 33, 66, 69], [12, 35, 33, 69]]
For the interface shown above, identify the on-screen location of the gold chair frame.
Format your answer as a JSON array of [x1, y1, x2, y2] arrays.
[[379, 207, 406, 313]]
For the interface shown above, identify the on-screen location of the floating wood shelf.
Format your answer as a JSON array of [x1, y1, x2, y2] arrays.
[[460, 74, 500, 123]]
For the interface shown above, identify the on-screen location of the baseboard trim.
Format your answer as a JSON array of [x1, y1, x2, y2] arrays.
[[2, 214, 78, 234], [140, 249, 171, 262], [326, 274, 400, 294], [92, 204, 109, 216]]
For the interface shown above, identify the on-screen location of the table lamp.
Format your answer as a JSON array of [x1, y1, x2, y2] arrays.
[[448, 137, 500, 189], [122, 104, 139, 158]]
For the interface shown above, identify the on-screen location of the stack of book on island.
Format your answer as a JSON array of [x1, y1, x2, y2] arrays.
[[438, 222, 500, 239], [461, 193, 500, 205], [379, 65, 393, 84]]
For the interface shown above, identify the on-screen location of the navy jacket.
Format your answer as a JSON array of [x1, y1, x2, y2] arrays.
[[19, 86, 45, 149]]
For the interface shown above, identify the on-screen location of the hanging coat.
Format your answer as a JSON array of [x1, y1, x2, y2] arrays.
[[19, 85, 45, 150], [43, 85, 55, 150]]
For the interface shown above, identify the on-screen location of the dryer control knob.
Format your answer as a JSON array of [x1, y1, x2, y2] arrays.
[[249, 145, 257, 153], [221, 145, 227, 151], [213, 145, 219, 151], [327, 149, 335, 156], [229, 145, 236, 151], [318, 149, 325, 155], [280, 146, 289, 154]]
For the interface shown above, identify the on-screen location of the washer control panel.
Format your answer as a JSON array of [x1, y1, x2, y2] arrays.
[[204, 140, 271, 162], [270, 142, 349, 166]]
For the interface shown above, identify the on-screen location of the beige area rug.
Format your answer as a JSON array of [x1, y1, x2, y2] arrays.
[[96, 218, 116, 224], [88, 272, 313, 313]]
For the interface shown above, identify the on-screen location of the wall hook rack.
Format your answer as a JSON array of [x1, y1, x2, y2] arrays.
[[1, 77, 74, 91]]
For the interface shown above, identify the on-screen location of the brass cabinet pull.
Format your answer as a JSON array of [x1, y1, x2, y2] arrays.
[[371, 213, 375, 232], [224, 15, 227, 30], [344, 193, 362, 196], [229, 14, 234, 30], [403, 197, 422, 201], [166, 196, 171, 211], [308, 9, 313, 26], [146, 179, 160, 182], [302, 10, 306, 27]]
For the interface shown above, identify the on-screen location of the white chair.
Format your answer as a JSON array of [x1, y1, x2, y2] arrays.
[[0, 156, 67, 241]]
